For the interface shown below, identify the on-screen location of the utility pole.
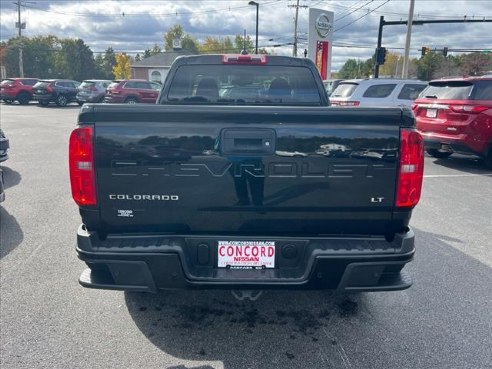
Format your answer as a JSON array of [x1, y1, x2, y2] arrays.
[[15, 0, 25, 77], [288, 0, 308, 57], [401, 0, 415, 79], [14, 0, 33, 78]]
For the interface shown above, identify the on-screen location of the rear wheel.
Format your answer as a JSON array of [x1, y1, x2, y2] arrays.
[[125, 97, 138, 104], [426, 148, 452, 159], [56, 94, 68, 107], [17, 92, 31, 105]]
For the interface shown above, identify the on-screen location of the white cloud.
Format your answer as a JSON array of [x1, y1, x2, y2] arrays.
[[1, 0, 491, 70]]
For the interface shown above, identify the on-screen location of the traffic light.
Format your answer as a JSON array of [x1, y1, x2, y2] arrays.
[[421, 46, 429, 56], [443, 47, 448, 57], [376, 47, 387, 65]]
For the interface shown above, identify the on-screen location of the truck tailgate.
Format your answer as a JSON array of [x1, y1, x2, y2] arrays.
[[83, 105, 408, 236]]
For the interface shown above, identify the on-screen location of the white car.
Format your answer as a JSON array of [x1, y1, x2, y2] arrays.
[[330, 78, 427, 108]]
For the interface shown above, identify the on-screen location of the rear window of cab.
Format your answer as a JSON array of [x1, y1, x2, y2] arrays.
[[166, 64, 322, 105]]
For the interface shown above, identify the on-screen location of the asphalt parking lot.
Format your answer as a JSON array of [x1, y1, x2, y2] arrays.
[[1, 103, 491, 369]]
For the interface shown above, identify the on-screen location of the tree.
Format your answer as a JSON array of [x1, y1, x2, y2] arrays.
[[199, 36, 235, 54], [142, 44, 162, 58], [417, 52, 446, 81], [234, 34, 254, 54], [101, 47, 116, 79], [460, 52, 492, 76], [135, 53, 141, 62], [2, 35, 60, 78], [163, 24, 200, 53], [94, 47, 117, 79], [151, 44, 162, 55], [433, 55, 461, 79], [143, 49, 152, 59], [338, 59, 371, 79], [378, 52, 401, 77], [112, 53, 132, 79], [55, 38, 96, 81]]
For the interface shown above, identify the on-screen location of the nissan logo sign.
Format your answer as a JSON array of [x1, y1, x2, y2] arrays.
[[316, 14, 332, 38]]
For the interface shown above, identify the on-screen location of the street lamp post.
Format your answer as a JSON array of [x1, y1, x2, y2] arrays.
[[248, 1, 259, 54]]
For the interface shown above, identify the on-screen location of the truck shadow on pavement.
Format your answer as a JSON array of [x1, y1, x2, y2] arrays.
[[0, 207, 24, 259], [124, 227, 492, 369], [1, 166, 22, 190], [125, 289, 362, 369], [429, 154, 492, 175], [0, 166, 23, 259]]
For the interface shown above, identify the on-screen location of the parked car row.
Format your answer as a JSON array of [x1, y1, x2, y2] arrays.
[[2, 74, 490, 167], [1, 78, 162, 107]]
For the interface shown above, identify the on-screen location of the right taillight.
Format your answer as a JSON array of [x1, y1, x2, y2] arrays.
[[69, 126, 96, 206], [396, 129, 424, 208], [449, 105, 490, 114]]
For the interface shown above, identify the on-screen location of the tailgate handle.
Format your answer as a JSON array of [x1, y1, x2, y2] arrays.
[[220, 128, 276, 155]]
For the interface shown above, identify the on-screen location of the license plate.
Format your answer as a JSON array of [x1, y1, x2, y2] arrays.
[[218, 241, 275, 269], [426, 108, 437, 118]]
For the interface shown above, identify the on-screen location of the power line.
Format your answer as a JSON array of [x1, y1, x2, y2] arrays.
[[335, 0, 391, 32], [305, 0, 491, 20], [20, 0, 283, 18], [334, 0, 374, 24]]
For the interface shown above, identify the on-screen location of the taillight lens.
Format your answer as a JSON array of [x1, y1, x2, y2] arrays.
[[449, 105, 490, 114], [46, 84, 53, 93], [69, 126, 96, 206], [396, 129, 424, 208]]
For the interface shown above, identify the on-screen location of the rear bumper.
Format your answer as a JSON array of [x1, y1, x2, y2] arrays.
[[33, 94, 54, 102], [422, 133, 487, 157], [77, 94, 102, 103], [104, 96, 125, 103], [0, 92, 16, 100], [76, 225, 416, 293]]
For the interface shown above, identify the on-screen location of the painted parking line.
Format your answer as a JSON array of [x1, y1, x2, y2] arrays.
[[424, 174, 492, 178]]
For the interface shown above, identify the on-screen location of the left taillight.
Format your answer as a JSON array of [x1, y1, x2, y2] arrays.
[[69, 126, 96, 206], [396, 129, 424, 208]]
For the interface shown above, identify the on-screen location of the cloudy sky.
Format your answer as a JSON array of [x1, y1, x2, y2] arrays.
[[0, 0, 491, 70]]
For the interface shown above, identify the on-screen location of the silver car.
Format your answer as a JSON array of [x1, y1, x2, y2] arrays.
[[330, 78, 427, 108], [76, 80, 112, 105]]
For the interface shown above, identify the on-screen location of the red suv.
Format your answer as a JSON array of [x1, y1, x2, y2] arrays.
[[104, 79, 161, 104], [413, 77, 492, 168], [1, 78, 39, 105]]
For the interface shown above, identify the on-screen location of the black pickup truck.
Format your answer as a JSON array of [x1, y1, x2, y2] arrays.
[[70, 54, 424, 294]]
